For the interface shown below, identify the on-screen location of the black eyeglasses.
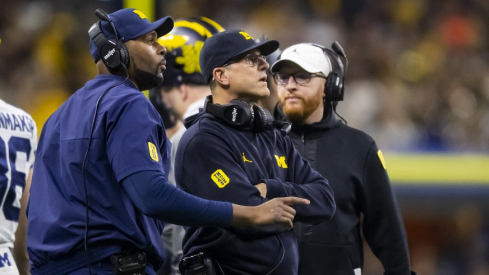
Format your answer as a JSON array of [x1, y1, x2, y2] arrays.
[[222, 53, 267, 67], [273, 72, 327, 86]]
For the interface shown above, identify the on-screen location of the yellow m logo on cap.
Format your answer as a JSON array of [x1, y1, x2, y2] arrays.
[[133, 10, 147, 19], [239, 31, 253, 40]]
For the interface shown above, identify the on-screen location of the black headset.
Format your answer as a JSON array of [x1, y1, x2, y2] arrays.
[[203, 95, 270, 133], [308, 41, 348, 102], [88, 9, 129, 70]]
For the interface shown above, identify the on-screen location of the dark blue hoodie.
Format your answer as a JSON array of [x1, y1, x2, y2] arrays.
[[174, 110, 336, 274], [274, 104, 414, 275]]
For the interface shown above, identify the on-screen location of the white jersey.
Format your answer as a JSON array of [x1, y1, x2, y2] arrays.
[[0, 99, 37, 246]]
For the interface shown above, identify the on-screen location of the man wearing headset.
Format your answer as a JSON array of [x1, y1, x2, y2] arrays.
[[149, 17, 226, 275], [26, 9, 310, 275], [174, 30, 336, 274], [271, 43, 416, 275]]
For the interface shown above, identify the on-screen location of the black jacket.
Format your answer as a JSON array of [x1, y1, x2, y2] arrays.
[[175, 111, 336, 275], [275, 104, 413, 275]]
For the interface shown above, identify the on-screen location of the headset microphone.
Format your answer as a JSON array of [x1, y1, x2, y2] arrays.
[[332, 41, 348, 73], [95, 9, 121, 50], [331, 41, 345, 57], [95, 8, 111, 21]]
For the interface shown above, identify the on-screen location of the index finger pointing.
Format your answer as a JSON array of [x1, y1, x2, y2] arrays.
[[281, 197, 310, 206]]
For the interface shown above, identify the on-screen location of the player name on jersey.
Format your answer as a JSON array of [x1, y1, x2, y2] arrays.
[[0, 112, 35, 135]]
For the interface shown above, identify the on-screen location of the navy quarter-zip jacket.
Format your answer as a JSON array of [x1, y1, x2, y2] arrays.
[[275, 105, 413, 275], [175, 111, 335, 275]]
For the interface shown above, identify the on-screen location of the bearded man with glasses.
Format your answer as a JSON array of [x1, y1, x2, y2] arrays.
[[271, 43, 416, 275], [174, 31, 336, 275]]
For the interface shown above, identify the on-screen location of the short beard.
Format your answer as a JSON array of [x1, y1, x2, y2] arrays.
[[133, 68, 163, 91], [280, 97, 321, 123]]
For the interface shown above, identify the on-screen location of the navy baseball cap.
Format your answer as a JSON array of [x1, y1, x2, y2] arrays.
[[89, 8, 174, 62], [200, 30, 279, 82]]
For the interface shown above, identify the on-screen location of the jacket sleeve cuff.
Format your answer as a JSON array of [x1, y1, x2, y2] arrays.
[[261, 178, 286, 198]]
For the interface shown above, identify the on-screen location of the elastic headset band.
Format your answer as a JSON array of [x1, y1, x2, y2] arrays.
[[306, 43, 344, 80]]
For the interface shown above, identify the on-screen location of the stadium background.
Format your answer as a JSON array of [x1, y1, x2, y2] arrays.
[[1, 0, 488, 274]]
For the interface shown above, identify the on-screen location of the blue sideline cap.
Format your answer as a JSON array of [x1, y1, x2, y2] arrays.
[[89, 8, 174, 62], [199, 30, 279, 82]]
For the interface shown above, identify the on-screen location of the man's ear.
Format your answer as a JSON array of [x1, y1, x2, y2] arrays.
[[179, 84, 189, 101], [213, 68, 229, 86], [322, 78, 327, 98]]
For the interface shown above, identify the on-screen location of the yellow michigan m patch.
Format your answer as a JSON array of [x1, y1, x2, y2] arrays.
[[274, 155, 288, 168]]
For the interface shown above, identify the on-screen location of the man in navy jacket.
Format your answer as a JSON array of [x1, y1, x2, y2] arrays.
[[26, 9, 311, 275], [175, 30, 336, 274]]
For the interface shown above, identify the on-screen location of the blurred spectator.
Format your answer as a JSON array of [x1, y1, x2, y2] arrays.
[[2, 0, 489, 152]]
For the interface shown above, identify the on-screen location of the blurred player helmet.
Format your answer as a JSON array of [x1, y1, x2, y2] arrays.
[[159, 16, 225, 86], [148, 17, 224, 128]]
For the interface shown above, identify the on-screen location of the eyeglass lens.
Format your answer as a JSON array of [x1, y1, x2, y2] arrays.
[[244, 54, 266, 66], [275, 72, 313, 85]]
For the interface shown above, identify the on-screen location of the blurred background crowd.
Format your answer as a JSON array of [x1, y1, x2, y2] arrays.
[[1, 0, 489, 274], [2, 0, 489, 153]]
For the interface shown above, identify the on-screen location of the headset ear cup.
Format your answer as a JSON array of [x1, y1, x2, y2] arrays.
[[321, 45, 346, 102], [229, 99, 254, 126], [204, 97, 270, 131], [119, 43, 130, 68], [205, 98, 253, 127], [251, 105, 269, 133], [325, 72, 336, 100], [99, 41, 120, 69], [326, 71, 345, 102]]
